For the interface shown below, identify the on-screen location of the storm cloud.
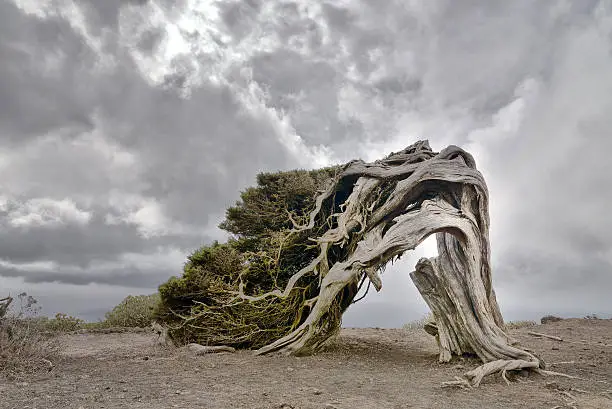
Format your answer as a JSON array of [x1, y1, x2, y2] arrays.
[[1, 0, 610, 324]]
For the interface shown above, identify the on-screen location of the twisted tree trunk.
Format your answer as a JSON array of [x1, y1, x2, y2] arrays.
[[0, 296, 12, 321], [250, 140, 543, 386]]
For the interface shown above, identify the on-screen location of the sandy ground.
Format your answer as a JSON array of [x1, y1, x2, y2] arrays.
[[1, 319, 610, 409]]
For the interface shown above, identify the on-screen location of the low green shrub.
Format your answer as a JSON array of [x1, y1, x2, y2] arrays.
[[104, 294, 160, 328], [505, 320, 537, 329], [42, 313, 84, 332]]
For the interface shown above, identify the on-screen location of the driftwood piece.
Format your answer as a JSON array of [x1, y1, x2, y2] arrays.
[[527, 331, 563, 341], [0, 296, 12, 320], [152, 321, 172, 346]]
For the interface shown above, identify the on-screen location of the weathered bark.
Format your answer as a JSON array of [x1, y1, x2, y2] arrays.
[[249, 140, 542, 385], [0, 297, 12, 320]]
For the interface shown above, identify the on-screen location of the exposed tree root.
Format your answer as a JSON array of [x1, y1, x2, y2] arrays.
[[441, 359, 609, 389], [186, 344, 236, 355], [442, 359, 540, 388]]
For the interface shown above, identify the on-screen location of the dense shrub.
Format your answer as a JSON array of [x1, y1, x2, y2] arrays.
[[104, 294, 160, 328], [541, 315, 563, 324], [155, 167, 349, 348]]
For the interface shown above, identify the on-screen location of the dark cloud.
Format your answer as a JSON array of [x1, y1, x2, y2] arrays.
[[0, 263, 169, 289], [219, 0, 261, 41], [0, 210, 199, 268], [0, 0, 294, 292], [321, 4, 356, 31], [1, 0, 611, 322], [0, 1, 96, 144], [78, 0, 156, 32], [135, 27, 165, 55]]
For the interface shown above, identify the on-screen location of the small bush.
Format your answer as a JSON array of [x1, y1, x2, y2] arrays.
[[104, 294, 160, 328], [541, 315, 563, 324], [42, 313, 84, 332], [0, 293, 58, 379], [403, 312, 434, 331], [505, 320, 536, 329]]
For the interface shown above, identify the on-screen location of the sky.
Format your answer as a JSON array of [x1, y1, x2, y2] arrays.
[[1, 0, 611, 326]]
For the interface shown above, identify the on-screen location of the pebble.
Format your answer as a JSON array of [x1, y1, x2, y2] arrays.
[[545, 381, 559, 390]]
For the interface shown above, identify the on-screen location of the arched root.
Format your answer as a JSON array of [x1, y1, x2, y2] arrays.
[[442, 359, 608, 388]]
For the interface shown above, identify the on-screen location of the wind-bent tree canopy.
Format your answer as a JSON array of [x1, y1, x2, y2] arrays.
[[157, 141, 548, 386]]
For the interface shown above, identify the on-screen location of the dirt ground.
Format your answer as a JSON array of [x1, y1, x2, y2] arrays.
[[1, 319, 610, 409]]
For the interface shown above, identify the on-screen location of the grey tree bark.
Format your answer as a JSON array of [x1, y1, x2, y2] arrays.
[[0, 296, 12, 321], [246, 140, 545, 386]]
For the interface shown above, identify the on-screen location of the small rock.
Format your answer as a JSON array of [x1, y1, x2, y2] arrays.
[[143, 356, 150, 361], [551, 346, 559, 350], [324, 404, 339, 409], [451, 364, 465, 370], [313, 389, 323, 395], [545, 381, 560, 390], [286, 367, 295, 372], [541, 315, 563, 324]]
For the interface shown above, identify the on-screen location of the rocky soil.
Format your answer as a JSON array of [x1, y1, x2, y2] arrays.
[[1, 318, 610, 409]]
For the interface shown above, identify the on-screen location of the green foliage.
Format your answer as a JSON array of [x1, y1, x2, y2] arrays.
[[104, 294, 160, 328], [505, 320, 537, 329], [42, 313, 84, 332], [156, 167, 343, 348], [219, 168, 339, 239]]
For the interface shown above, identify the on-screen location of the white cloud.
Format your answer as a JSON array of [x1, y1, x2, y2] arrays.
[[105, 194, 170, 238], [105, 193, 206, 239], [0, 259, 58, 272], [7, 197, 91, 228]]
